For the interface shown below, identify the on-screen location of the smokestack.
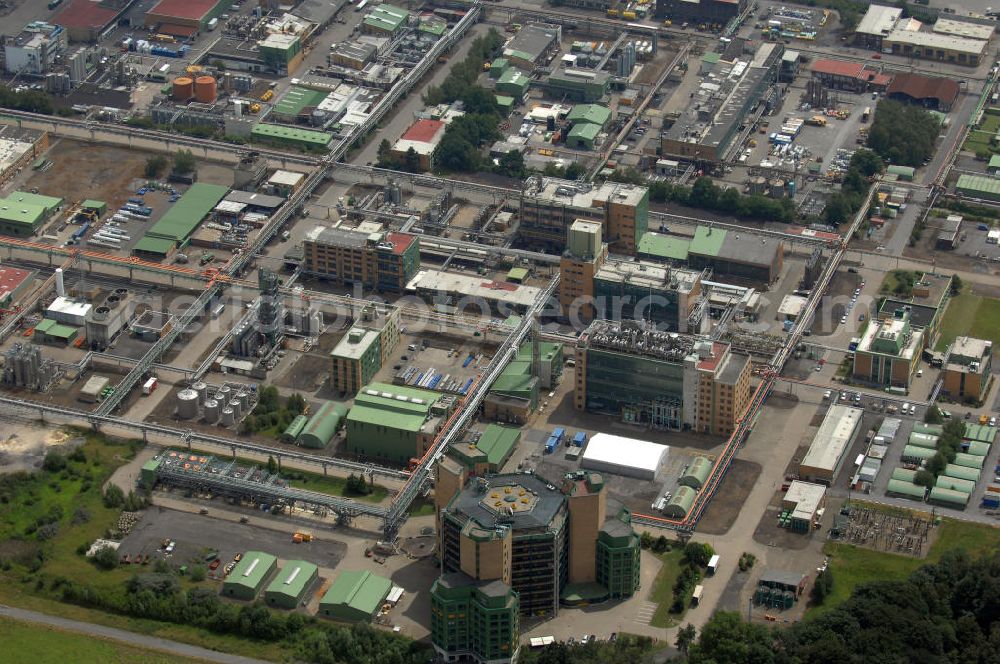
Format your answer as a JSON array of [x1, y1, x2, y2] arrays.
[[55, 268, 65, 297]]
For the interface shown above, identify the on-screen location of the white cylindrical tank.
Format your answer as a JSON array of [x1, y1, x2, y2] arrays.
[[192, 381, 208, 404], [229, 397, 242, 419], [203, 398, 219, 423], [219, 385, 232, 400], [176, 388, 199, 419], [55, 268, 65, 297], [220, 407, 235, 427], [237, 390, 249, 409]]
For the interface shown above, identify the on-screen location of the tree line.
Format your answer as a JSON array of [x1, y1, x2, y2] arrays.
[[822, 148, 883, 226], [866, 99, 941, 168]]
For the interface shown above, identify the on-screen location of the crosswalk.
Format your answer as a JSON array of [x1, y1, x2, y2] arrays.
[[634, 601, 657, 625]]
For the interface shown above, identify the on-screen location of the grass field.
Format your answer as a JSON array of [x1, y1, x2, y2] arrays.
[[934, 292, 1000, 351], [648, 548, 702, 628], [878, 270, 920, 297], [813, 516, 1000, 616], [0, 616, 203, 664], [284, 468, 389, 502], [963, 113, 1000, 156]]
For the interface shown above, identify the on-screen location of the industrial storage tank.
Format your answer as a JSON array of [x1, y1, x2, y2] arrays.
[[229, 397, 242, 420], [237, 390, 249, 410], [220, 407, 235, 427], [172, 76, 194, 101], [748, 176, 767, 195], [194, 76, 217, 104], [768, 179, 786, 198], [192, 381, 208, 404], [219, 384, 232, 401], [203, 399, 220, 423], [176, 389, 199, 419]]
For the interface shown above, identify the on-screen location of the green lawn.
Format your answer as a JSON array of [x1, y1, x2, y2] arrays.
[[284, 469, 389, 503], [408, 497, 436, 517], [648, 548, 701, 628], [0, 616, 204, 664], [814, 516, 1000, 616], [963, 112, 1000, 155], [878, 270, 920, 297], [934, 292, 1000, 351]]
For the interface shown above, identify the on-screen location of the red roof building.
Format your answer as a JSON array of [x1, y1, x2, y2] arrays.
[[809, 59, 892, 93], [55, 0, 121, 42], [886, 73, 960, 112], [400, 119, 445, 143], [391, 120, 447, 172], [0, 265, 35, 308], [385, 232, 416, 256], [145, 0, 226, 30]]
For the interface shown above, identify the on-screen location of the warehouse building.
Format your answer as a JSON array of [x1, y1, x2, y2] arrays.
[[447, 424, 521, 476], [435, 464, 640, 617], [330, 305, 401, 395], [484, 341, 562, 424], [0, 190, 62, 238], [54, 0, 121, 42], [852, 308, 923, 390], [0, 265, 35, 308], [265, 560, 318, 609], [145, 0, 228, 37], [251, 124, 333, 151], [799, 405, 863, 484], [808, 59, 891, 93], [852, 5, 902, 50], [297, 401, 348, 449], [580, 433, 668, 481], [565, 123, 600, 150], [575, 320, 752, 437], [431, 572, 520, 664], [638, 227, 784, 285], [390, 119, 446, 172], [495, 68, 531, 99], [956, 174, 1000, 202], [345, 382, 455, 464], [302, 226, 420, 293], [883, 27, 988, 66], [886, 73, 960, 112], [503, 23, 560, 71], [133, 183, 229, 257], [0, 127, 48, 189], [319, 570, 392, 622], [663, 485, 696, 519], [362, 4, 410, 36], [405, 269, 541, 315], [222, 551, 278, 600], [329, 41, 378, 70], [519, 177, 649, 254], [566, 103, 611, 129], [679, 456, 713, 490], [545, 68, 610, 103], [942, 336, 992, 403], [782, 481, 826, 533]]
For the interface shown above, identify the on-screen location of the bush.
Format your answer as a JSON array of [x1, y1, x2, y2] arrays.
[[144, 155, 168, 178], [867, 100, 941, 167], [91, 545, 118, 571], [810, 567, 834, 605], [102, 484, 125, 509], [42, 451, 67, 473], [684, 542, 715, 568], [189, 565, 207, 582]]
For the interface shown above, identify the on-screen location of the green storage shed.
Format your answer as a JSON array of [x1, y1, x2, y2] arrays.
[[565, 122, 600, 150], [966, 440, 990, 456], [908, 432, 938, 449], [265, 560, 318, 609], [890, 467, 918, 482], [297, 402, 348, 449], [319, 570, 392, 623], [901, 445, 935, 462], [222, 551, 277, 600], [929, 486, 969, 508], [912, 423, 943, 436], [679, 456, 712, 490], [944, 463, 981, 482], [964, 424, 996, 444], [954, 452, 985, 469], [283, 414, 309, 443], [663, 485, 696, 519], [935, 475, 976, 494], [886, 479, 926, 500]]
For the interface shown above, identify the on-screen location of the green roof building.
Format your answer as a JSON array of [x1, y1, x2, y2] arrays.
[[637, 232, 691, 263], [5, 191, 63, 214], [988, 154, 1000, 174], [495, 94, 515, 114], [679, 456, 712, 490], [886, 165, 915, 181], [886, 478, 926, 500], [545, 69, 610, 103], [265, 560, 318, 609], [430, 572, 520, 664], [419, 19, 447, 37], [489, 57, 510, 79], [566, 104, 611, 128], [81, 199, 107, 215], [495, 68, 530, 98], [485, 342, 563, 424], [956, 174, 1000, 201], [134, 183, 229, 257], [258, 33, 302, 75], [251, 124, 333, 150], [32, 318, 78, 344], [297, 402, 348, 449], [345, 382, 451, 463], [929, 486, 969, 508], [273, 85, 328, 120], [362, 4, 410, 35], [944, 463, 981, 482], [140, 457, 160, 489], [319, 570, 392, 622], [448, 424, 521, 475], [282, 414, 309, 443], [565, 122, 599, 150], [222, 551, 277, 600], [596, 507, 641, 600], [964, 424, 997, 444], [0, 191, 62, 237]]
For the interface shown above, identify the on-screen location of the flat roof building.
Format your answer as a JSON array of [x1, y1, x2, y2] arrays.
[[251, 123, 333, 150], [134, 183, 228, 257], [503, 23, 560, 70], [390, 119, 446, 172], [0, 265, 35, 308], [545, 68, 611, 103], [942, 336, 992, 403], [853, 307, 924, 390], [447, 424, 521, 476], [876, 272, 952, 344], [330, 304, 400, 396], [345, 382, 455, 464], [883, 27, 988, 66], [406, 268, 541, 315], [302, 225, 420, 293], [265, 560, 319, 609], [580, 433, 668, 481], [782, 481, 826, 532], [362, 4, 410, 36], [145, 0, 228, 34], [853, 5, 903, 49], [637, 227, 784, 285], [222, 551, 278, 600], [799, 405, 863, 484], [808, 59, 892, 93], [431, 572, 520, 664], [933, 17, 995, 41], [319, 570, 392, 622]]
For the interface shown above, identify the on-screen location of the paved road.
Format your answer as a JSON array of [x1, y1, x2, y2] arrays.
[[0, 605, 271, 664]]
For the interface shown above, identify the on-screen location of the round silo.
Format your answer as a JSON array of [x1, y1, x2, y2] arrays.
[[203, 399, 219, 423], [237, 390, 249, 410], [194, 76, 217, 104], [749, 176, 767, 195], [176, 389, 199, 420], [229, 397, 242, 420], [172, 76, 194, 101], [220, 408, 235, 427], [769, 178, 786, 198], [192, 381, 208, 404], [219, 385, 232, 402]]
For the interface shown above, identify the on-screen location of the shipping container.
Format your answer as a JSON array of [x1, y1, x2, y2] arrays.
[[142, 377, 158, 395]]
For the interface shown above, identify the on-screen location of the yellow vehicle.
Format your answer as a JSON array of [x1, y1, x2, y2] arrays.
[[483, 62, 491, 71], [806, 116, 827, 127], [249, 103, 261, 113], [622, 10, 637, 20], [260, 89, 274, 102], [607, 8, 619, 17], [749, 139, 757, 147], [663, 19, 672, 26], [980, 414, 989, 425], [538, 148, 554, 156]]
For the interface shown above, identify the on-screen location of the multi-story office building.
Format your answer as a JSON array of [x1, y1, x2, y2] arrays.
[[3, 22, 66, 75], [519, 177, 649, 254], [942, 336, 993, 403], [302, 225, 420, 293], [329, 303, 400, 395], [435, 464, 639, 621], [852, 308, 924, 391], [430, 573, 520, 664], [575, 320, 752, 437]]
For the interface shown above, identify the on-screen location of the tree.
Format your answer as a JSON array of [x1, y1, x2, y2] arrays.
[[951, 275, 963, 295], [345, 473, 371, 496], [103, 483, 125, 509], [867, 100, 941, 167], [684, 541, 714, 568], [286, 393, 306, 415], [91, 545, 118, 570], [189, 565, 207, 582], [172, 149, 197, 175], [496, 150, 525, 179], [810, 568, 834, 605], [926, 451, 947, 475], [403, 147, 421, 173], [689, 177, 719, 209], [914, 469, 935, 487], [376, 139, 398, 169], [924, 404, 943, 424], [145, 155, 168, 178], [564, 162, 585, 180], [639, 531, 653, 549], [676, 624, 697, 654], [266, 456, 278, 475], [652, 535, 669, 554], [42, 450, 67, 473], [824, 193, 853, 226]]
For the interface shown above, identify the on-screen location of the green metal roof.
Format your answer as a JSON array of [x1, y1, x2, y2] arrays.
[[419, 20, 446, 36], [133, 236, 176, 255], [935, 475, 976, 494], [498, 68, 529, 86], [956, 174, 1000, 196], [143, 183, 228, 244], [321, 570, 392, 615], [568, 123, 600, 141], [347, 382, 438, 433], [638, 232, 691, 261], [966, 440, 990, 456], [265, 560, 318, 599], [507, 267, 529, 281], [284, 414, 309, 441], [273, 85, 329, 117], [944, 463, 981, 482], [252, 123, 333, 147], [689, 226, 727, 257], [81, 199, 106, 211], [505, 49, 533, 63], [298, 401, 347, 448], [929, 486, 969, 506], [964, 424, 996, 444], [475, 424, 521, 466], [890, 467, 917, 482], [495, 94, 515, 108], [0, 200, 45, 226], [46, 323, 78, 339], [34, 318, 55, 333], [490, 359, 535, 394], [225, 550, 277, 590], [901, 445, 936, 461], [954, 452, 985, 469], [701, 52, 721, 64], [886, 479, 925, 499], [363, 4, 409, 32], [142, 458, 160, 473], [989, 155, 1000, 169], [5, 191, 63, 211], [566, 104, 611, 126]]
